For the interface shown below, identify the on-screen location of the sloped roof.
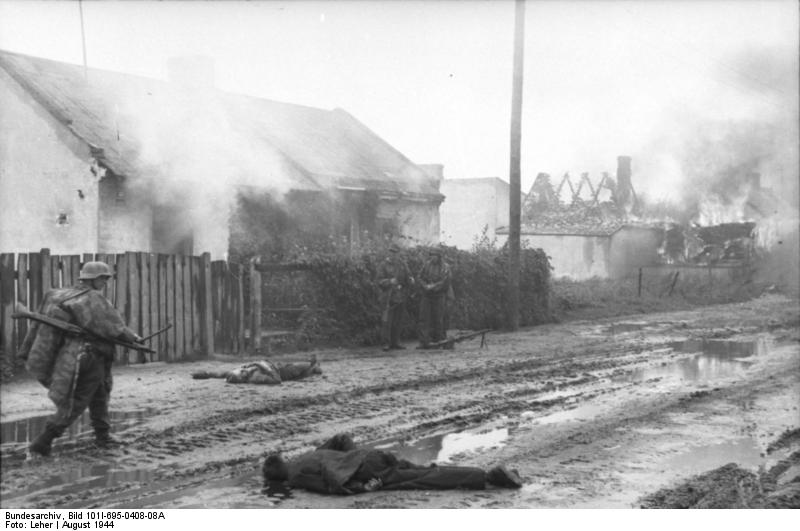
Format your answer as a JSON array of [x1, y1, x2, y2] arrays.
[[0, 49, 441, 199]]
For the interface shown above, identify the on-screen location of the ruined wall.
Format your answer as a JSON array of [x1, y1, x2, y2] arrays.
[[377, 199, 440, 245], [609, 227, 661, 278], [440, 178, 509, 249], [521, 233, 610, 280], [0, 68, 99, 254]]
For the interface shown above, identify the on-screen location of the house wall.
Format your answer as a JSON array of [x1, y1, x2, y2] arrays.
[[608, 227, 661, 278], [378, 199, 440, 245], [0, 68, 101, 254], [521, 234, 611, 280], [98, 174, 153, 253], [440, 178, 509, 249]]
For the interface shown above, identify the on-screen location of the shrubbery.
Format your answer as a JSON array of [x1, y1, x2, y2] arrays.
[[257, 238, 553, 347]]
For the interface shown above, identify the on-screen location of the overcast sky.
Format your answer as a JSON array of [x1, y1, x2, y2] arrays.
[[1, 0, 797, 203]]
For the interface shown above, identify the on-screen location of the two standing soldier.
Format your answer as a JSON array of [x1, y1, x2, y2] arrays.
[[377, 245, 451, 351]]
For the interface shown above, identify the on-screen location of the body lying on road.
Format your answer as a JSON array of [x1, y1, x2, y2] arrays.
[[191, 356, 321, 385], [262, 433, 523, 494]]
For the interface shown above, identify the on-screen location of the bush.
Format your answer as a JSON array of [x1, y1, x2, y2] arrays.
[[257, 239, 553, 347]]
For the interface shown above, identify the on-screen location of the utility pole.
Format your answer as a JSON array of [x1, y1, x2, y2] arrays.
[[507, 0, 525, 331], [79, 0, 88, 82]]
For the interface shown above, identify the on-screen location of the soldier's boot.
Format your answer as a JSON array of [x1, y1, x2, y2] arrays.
[[29, 425, 60, 457], [94, 429, 122, 449]]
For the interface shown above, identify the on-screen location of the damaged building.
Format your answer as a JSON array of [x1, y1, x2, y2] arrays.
[[0, 50, 444, 259], [497, 156, 662, 280]]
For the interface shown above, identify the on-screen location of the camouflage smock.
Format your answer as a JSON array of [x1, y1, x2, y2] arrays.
[[18, 286, 136, 408]]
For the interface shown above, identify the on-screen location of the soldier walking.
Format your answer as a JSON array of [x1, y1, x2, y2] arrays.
[[416, 247, 451, 348], [377, 244, 413, 351], [19, 261, 143, 456]]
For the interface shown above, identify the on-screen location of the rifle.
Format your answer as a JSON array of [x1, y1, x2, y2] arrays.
[[12, 310, 156, 354], [422, 329, 492, 350]]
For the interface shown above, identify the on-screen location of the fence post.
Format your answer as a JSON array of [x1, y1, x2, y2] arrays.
[[1, 253, 16, 364], [637, 267, 643, 297], [41, 248, 52, 294], [249, 260, 262, 354], [16, 254, 28, 348], [235, 263, 245, 354], [200, 253, 213, 357]]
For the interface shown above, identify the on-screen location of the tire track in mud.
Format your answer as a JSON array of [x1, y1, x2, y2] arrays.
[[1, 336, 688, 508]]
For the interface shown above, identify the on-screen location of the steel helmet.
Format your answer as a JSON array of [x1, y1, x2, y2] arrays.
[[79, 261, 113, 280]]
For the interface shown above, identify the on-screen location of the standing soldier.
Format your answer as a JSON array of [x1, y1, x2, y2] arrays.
[[19, 261, 143, 457], [377, 244, 413, 351], [416, 247, 451, 348]]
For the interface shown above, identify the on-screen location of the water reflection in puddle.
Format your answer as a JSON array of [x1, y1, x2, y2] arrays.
[[373, 426, 510, 464], [3, 464, 159, 501], [522, 403, 608, 425], [1, 408, 156, 447], [616, 337, 770, 383], [664, 437, 777, 474]]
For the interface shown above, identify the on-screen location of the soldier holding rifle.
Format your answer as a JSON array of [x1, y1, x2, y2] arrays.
[[416, 247, 451, 349], [377, 244, 413, 351], [16, 261, 146, 456]]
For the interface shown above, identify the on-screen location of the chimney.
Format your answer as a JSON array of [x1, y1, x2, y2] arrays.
[[167, 55, 216, 89], [616, 155, 632, 207]]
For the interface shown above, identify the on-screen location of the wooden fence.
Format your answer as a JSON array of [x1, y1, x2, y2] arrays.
[[0, 249, 252, 366]]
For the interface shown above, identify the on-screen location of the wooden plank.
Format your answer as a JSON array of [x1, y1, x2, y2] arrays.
[[61, 256, 73, 288], [96, 254, 114, 301], [254, 262, 312, 272], [148, 253, 158, 360], [249, 261, 262, 354], [40, 249, 52, 294], [229, 263, 238, 354], [68, 255, 81, 286], [211, 261, 222, 354], [115, 253, 129, 364], [235, 263, 245, 354], [200, 253, 213, 357], [50, 255, 61, 288], [127, 252, 141, 364], [1, 254, 16, 362], [222, 263, 231, 354], [182, 255, 192, 356], [191, 255, 201, 355], [174, 255, 185, 360], [16, 254, 28, 349], [28, 251, 43, 311], [158, 255, 168, 360], [165, 255, 176, 362], [140, 253, 151, 357]]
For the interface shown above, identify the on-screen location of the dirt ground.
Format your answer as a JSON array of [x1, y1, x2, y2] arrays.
[[1, 294, 798, 509]]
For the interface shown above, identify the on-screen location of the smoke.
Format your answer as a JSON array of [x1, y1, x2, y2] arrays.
[[113, 67, 300, 259], [634, 44, 799, 227]]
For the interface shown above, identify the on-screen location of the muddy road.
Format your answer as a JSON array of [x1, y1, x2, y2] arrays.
[[2, 295, 798, 509]]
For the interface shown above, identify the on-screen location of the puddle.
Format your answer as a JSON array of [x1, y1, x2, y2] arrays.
[[664, 437, 769, 474], [2, 463, 159, 501], [373, 426, 510, 464], [615, 338, 770, 383], [522, 402, 608, 425], [1, 408, 156, 447], [109, 470, 269, 509]]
